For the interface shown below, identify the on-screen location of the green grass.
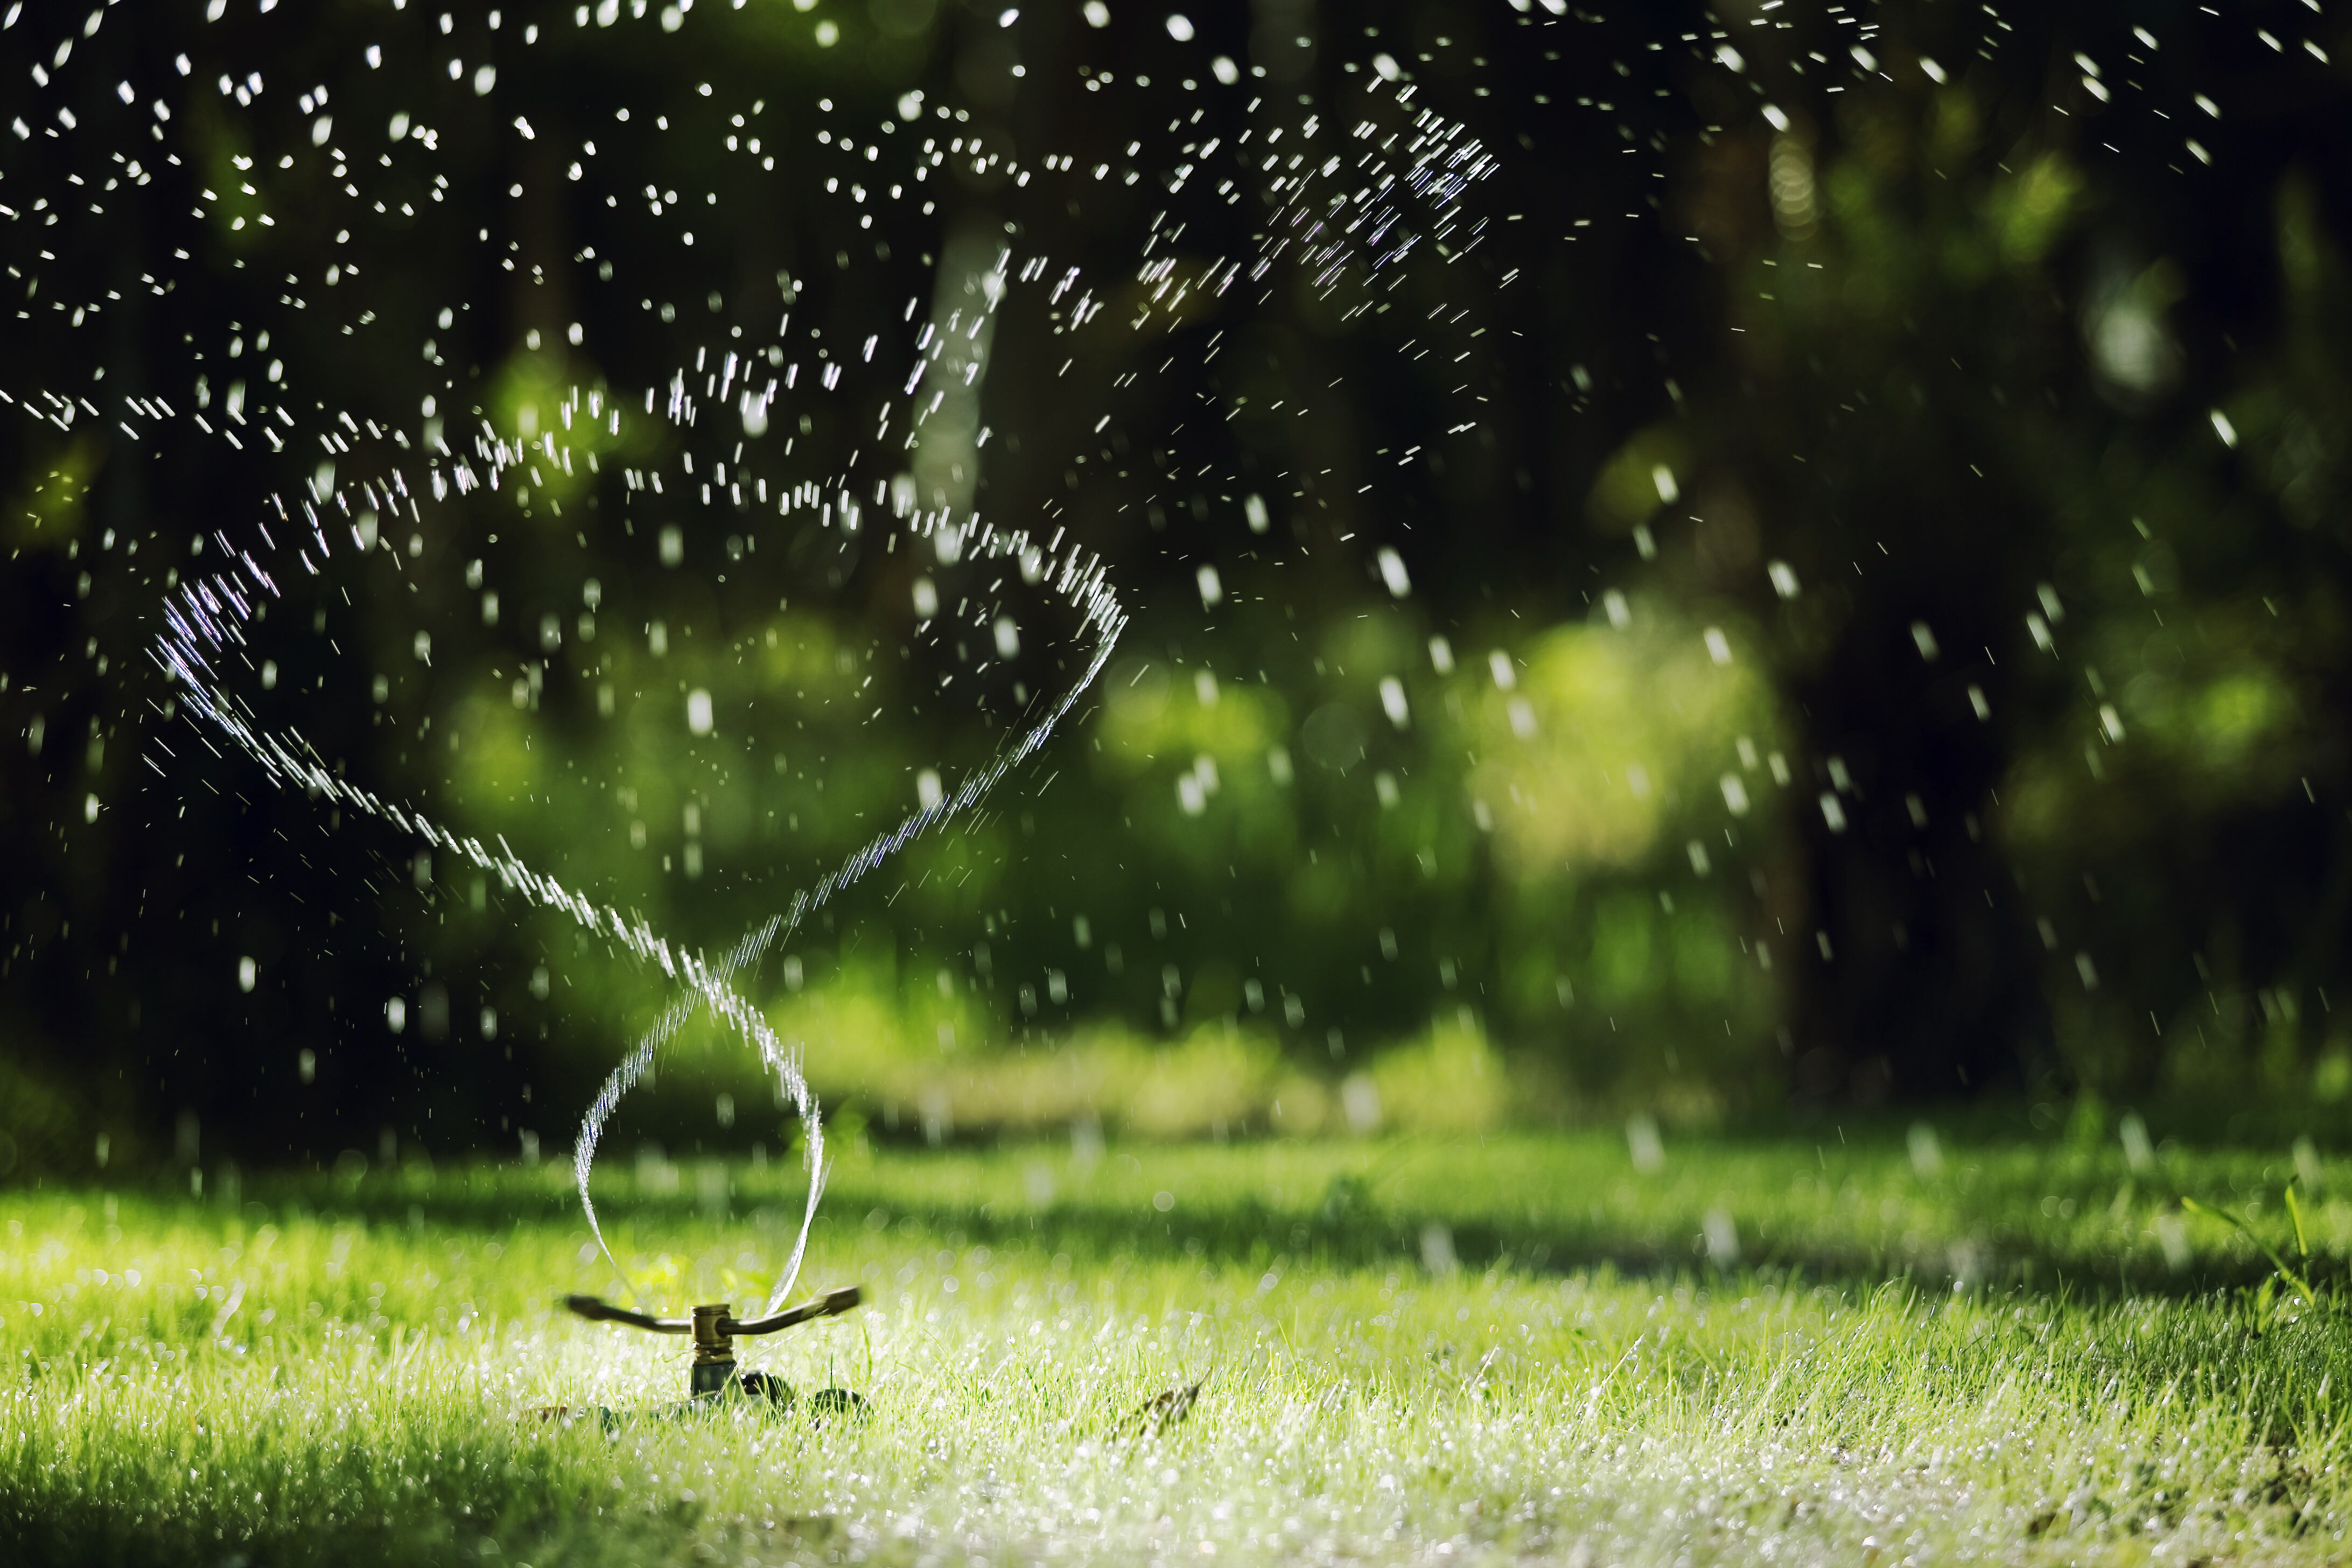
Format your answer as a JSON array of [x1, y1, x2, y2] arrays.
[[6, 1125, 2352, 1565]]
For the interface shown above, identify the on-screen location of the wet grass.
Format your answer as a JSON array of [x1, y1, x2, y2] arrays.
[[6, 1125, 2352, 1565]]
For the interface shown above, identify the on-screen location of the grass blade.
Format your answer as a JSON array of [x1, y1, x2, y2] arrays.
[[2180, 1196, 2317, 1307]]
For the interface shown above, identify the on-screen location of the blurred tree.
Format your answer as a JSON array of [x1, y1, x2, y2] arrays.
[[3, 0, 2350, 1171]]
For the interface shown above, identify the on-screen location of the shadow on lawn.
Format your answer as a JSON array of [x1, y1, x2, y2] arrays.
[[824, 1191, 2285, 1301], [191, 1160, 2304, 1304]]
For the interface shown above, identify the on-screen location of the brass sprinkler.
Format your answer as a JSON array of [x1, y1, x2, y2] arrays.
[[563, 1286, 864, 1409]]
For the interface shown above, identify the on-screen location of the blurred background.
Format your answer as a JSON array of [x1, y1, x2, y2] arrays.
[[4, 0, 2351, 1178]]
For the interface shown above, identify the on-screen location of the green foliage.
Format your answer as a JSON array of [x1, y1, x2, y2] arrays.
[[10, 0, 2352, 1158]]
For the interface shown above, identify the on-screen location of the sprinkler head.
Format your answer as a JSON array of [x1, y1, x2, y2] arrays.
[[561, 1285, 865, 1409], [689, 1303, 738, 1399]]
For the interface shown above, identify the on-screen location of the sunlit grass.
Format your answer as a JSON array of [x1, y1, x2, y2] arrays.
[[6, 1129, 2352, 1564]]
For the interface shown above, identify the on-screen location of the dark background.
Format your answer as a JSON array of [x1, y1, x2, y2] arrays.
[[4, 0, 2351, 1173]]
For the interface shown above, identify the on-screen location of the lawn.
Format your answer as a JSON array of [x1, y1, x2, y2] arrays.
[[4, 1124, 2350, 1565]]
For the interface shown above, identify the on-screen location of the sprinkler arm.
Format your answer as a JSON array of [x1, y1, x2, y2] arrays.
[[564, 1285, 862, 1338], [562, 1296, 692, 1333], [724, 1286, 863, 1336]]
